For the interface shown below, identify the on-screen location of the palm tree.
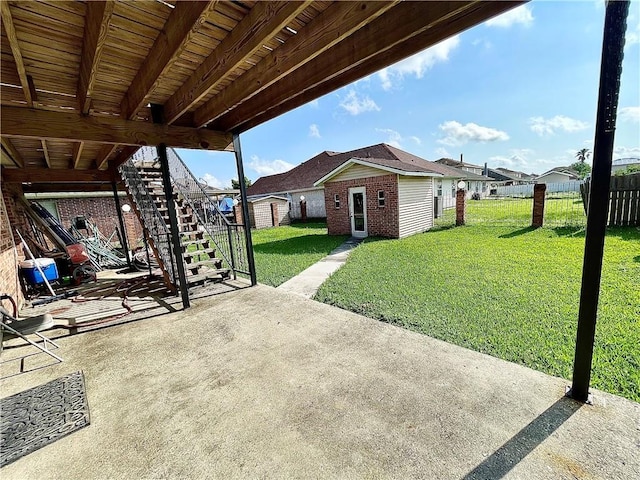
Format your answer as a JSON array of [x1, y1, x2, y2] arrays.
[[575, 148, 591, 164]]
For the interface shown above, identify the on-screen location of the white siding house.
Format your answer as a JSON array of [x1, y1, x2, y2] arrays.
[[398, 177, 434, 238]]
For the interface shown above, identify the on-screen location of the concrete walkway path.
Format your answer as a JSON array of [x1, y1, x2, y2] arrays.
[[277, 236, 362, 298]]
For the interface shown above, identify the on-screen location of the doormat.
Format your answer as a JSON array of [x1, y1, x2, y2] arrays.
[[0, 371, 90, 467]]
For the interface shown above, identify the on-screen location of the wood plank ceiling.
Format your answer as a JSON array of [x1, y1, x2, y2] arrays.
[[0, 0, 522, 184]]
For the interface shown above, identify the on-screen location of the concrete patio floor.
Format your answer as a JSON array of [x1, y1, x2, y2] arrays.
[[1, 284, 638, 479]]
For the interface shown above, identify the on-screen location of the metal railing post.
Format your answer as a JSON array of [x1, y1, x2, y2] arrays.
[[111, 181, 132, 270], [227, 224, 237, 280], [232, 133, 257, 286], [569, 0, 628, 403], [151, 104, 191, 308]]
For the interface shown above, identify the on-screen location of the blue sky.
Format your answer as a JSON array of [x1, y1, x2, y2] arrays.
[[177, 1, 640, 189]]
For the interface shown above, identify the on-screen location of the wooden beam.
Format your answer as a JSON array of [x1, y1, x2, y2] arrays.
[[22, 183, 125, 193], [2, 167, 115, 184], [72, 142, 84, 169], [121, 1, 217, 120], [0, 137, 25, 168], [110, 146, 140, 169], [1, 106, 233, 150], [163, 1, 311, 125], [1, 1, 33, 107], [192, 1, 398, 128], [229, 1, 523, 133], [78, 1, 115, 114], [41, 140, 52, 168], [96, 144, 118, 171]]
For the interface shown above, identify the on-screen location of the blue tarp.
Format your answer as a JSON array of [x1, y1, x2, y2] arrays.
[[218, 197, 234, 213]]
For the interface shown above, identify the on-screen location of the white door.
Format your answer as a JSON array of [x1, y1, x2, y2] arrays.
[[349, 187, 367, 238]]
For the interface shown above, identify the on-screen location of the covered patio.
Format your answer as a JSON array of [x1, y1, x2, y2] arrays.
[[1, 286, 638, 478]]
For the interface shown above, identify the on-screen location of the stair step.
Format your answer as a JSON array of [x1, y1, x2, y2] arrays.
[[186, 269, 231, 286], [184, 248, 216, 260], [185, 259, 223, 271], [179, 230, 204, 239]]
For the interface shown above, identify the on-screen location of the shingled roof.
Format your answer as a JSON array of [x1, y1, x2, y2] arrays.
[[247, 143, 485, 196]]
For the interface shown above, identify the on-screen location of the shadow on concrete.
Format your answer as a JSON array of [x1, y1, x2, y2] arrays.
[[463, 396, 583, 480]]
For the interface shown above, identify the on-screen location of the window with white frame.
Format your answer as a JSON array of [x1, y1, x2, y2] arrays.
[[378, 190, 385, 207], [334, 194, 340, 208], [437, 180, 442, 197]]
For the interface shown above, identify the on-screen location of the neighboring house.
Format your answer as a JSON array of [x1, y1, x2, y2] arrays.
[[314, 157, 443, 239], [434, 157, 493, 203], [612, 157, 640, 173], [535, 167, 581, 183], [487, 167, 535, 185], [247, 196, 290, 229], [248, 143, 485, 219]]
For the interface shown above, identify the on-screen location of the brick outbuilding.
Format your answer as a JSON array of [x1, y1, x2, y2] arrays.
[[315, 157, 442, 239]]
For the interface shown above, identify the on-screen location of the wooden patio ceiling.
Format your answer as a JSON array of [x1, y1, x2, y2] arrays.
[[0, 0, 522, 184]]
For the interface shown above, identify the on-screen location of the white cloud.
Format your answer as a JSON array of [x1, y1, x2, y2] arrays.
[[626, 19, 639, 45], [309, 124, 321, 138], [529, 115, 589, 136], [375, 129, 422, 149], [619, 106, 640, 123], [485, 5, 534, 28], [489, 155, 528, 169], [614, 145, 640, 157], [308, 99, 319, 108], [435, 147, 450, 158], [437, 121, 509, 146], [200, 173, 226, 189], [339, 89, 380, 115], [248, 155, 295, 176], [378, 36, 460, 90]]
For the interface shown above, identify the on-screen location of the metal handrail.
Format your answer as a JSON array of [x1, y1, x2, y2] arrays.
[[164, 147, 250, 275], [118, 159, 177, 285]]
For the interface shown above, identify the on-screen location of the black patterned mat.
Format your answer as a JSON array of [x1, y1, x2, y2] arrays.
[[1, 371, 90, 467]]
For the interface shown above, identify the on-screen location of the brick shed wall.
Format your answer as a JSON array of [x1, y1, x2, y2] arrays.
[[1, 184, 29, 308], [324, 174, 399, 238], [55, 196, 144, 248]]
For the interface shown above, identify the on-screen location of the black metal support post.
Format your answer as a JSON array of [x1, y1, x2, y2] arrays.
[[569, 0, 629, 403], [111, 181, 132, 270], [151, 104, 190, 308], [232, 133, 257, 286]]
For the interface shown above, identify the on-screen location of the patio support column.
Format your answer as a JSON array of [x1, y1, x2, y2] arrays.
[[151, 104, 191, 309], [111, 181, 132, 270], [232, 133, 257, 286], [570, 0, 628, 403]]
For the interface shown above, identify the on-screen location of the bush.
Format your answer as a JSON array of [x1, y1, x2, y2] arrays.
[[471, 192, 481, 200]]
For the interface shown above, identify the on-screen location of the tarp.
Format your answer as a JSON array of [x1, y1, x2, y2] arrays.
[[218, 197, 234, 213]]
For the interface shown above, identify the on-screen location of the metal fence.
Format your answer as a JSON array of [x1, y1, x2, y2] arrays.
[[434, 181, 587, 228]]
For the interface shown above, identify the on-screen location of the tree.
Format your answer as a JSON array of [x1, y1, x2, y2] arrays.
[[569, 161, 592, 179], [575, 148, 591, 163], [231, 176, 252, 189]]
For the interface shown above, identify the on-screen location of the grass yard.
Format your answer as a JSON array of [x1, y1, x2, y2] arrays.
[[252, 222, 349, 287], [315, 225, 640, 402], [436, 196, 587, 227]]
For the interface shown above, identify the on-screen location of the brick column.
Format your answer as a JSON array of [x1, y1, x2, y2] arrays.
[[233, 204, 243, 225], [270, 203, 279, 227], [532, 183, 546, 228], [456, 188, 466, 226]]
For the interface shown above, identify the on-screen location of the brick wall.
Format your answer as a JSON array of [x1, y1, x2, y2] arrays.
[[1, 184, 28, 308], [55, 197, 143, 248], [324, 174, 399, 238]]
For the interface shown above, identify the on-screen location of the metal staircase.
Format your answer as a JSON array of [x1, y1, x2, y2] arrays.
[[119, 147, 249, 293]]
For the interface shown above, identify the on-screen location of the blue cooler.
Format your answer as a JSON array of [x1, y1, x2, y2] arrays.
[[20, 258, 59, 285]]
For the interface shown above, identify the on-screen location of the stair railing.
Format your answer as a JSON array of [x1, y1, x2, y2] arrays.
[[163, 147, 250, 277], [119, 158, 177, 287]]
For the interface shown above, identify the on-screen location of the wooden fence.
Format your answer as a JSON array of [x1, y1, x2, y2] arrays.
[[580, 173, 640, 226]]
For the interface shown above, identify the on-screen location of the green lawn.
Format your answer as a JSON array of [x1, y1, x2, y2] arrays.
[[252, 222, 349, 287], [315, 226, 640, 402], [436, 196, 586, 227]]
